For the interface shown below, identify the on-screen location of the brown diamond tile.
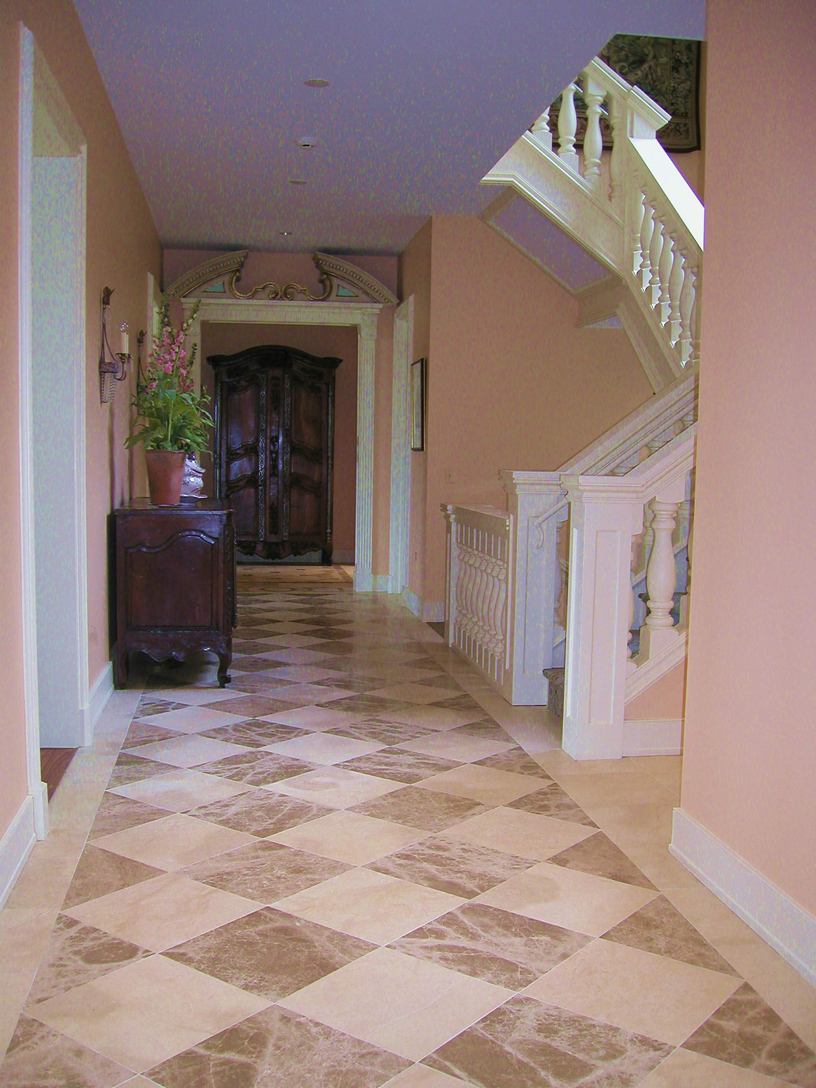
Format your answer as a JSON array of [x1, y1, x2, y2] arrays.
[[603, 895, 740, 975], [329, 718, 434, 746], [0, 1014, 131, 1088], [228, 673, 302, 694], [546, 830, 655, 888], [87, 792, 168, 840], [146, 1005, 410, 1088], [391, 902, 591, 991], [135, 696, 188, 717], [26, 913, 150, 1004], [197, 718, 311, 748], [474, 747, 553, 779], [196, 749, 316, 785], [62, 844, 164, 909], [351, 785, 491, 832], [426, 995, 672, 1087], [434, 694, 484, 712], [191, 788, 334, 837], [165, 906, 376, 1000], [200, 694, 296, 717], [182, 839, 351, 903], [107, 752, 178, 788], [332, 694, 414, 717], [122, 720, 181, 749], [339, 747, 462, 784], [682, 982, 816, 1086], [507, 782, 598, 826], [368, 835, 535, 900]]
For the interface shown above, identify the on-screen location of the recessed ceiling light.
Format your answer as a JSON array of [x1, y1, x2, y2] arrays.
[[289, 178, 307, 185], [296, 136, 317, 149], [279, 230, 292, 236], [304, 78, 329, 88]]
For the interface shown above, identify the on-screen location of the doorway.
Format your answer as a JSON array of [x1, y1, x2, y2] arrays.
[[18, 29, 90, 835]]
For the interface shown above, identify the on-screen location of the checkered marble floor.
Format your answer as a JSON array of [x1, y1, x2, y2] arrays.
[[2, 569, 815, 1087]]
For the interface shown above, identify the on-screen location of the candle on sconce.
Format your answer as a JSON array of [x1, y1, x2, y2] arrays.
[[120, 323, 129, 356]]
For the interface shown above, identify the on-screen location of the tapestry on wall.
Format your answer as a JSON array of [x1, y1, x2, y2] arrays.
[[548, 35, 701, 153]]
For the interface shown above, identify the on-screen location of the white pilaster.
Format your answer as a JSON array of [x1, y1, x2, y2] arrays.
[[354, 314, 378, 592]]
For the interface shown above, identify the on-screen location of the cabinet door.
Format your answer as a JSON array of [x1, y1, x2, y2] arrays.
[[287, 370, 331, 548], [218, 373, 264, 541]]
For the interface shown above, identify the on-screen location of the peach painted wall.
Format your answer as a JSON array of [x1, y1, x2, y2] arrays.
[[415, 215, 652, 608], [680, 0, 816, 913], [625, 661, 685, 721], [200, 323, 358, 558], [0, 3, 160, 840], [397, 220, 432, 601]]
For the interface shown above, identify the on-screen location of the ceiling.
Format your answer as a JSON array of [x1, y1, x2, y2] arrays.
[[74, 0, 704, 255]]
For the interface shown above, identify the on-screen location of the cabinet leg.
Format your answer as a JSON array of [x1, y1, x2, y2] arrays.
[[217, 653, 232, 688], [321, 546, 333, 567], [114, 648, 129, 689]]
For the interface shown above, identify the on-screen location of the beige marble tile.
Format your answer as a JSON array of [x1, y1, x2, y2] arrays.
[[526, 938, 740, 1045], [388, 706, 485, 731], [397, 731, 514, 763], [372, 683, 462, 705], [109, 768, 252, 811], [585, 801, 676, 845], [33, 952, 269, 1072], [271, 809, 428, 865], [267, 765, 403, 809], [477, 860, 657, 936], [64, 872, 259, 951], [639, 1048, 792, 1087], [275, 866, 466, 944], [91, 812, 256, 871], [260, 705, 370, 730], [144, 686, 248, 707], [557, 770, 679, 808], [127, 733, 251, 769], [626, 755, 683, 794], [266, 731, 385, 765], [384, 1066, 467, 1087], [443, 806, 596, 862], [420, 764, 542, 807], [136, 705, 249, 732], [281, 945, 512, 1061]]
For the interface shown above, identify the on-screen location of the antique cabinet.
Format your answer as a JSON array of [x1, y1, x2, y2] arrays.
[[113, 499, 235, 688], [209, 345, 340, 562]]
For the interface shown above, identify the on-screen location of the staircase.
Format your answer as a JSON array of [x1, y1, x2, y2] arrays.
[[442, 54, 704, 760]]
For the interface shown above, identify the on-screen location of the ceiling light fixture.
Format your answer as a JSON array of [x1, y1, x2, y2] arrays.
[[279, 230, 292, 236], [296, 136, 317, 149], [304, 78, 329, 88], [289, 178, 307, 185]]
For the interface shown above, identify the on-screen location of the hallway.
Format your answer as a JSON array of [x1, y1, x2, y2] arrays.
[[1, 569, 815, 1087]]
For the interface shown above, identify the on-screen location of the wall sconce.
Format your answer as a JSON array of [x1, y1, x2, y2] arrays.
[[99, 286, 132, 404]]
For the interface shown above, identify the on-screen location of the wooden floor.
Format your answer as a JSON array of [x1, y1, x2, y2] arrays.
[[39, 748, 77, 801]]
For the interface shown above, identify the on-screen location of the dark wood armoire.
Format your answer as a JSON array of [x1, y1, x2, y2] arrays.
[[209, 345, 340, 562]]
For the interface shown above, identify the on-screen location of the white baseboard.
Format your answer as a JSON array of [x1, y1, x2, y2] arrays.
[[0, 793, 37, 910], [333, 549, 355, 564], [373, 574, 391, 593], [354, 569, 374, 592], [87, 662, 113, 737], [671, 808, 816, 988], [421, 601, 445, 623], [623, 718, 683, 756], [402, 586, 422, 617]]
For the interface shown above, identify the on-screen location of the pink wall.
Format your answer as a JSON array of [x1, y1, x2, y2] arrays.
[[681, 0, 816, 913], [200, 323, 358, 557], [408, 215, 652, 608], [397, 220, 432, 600], [625, 661, 686, 721], [0, 3, 161, 841]]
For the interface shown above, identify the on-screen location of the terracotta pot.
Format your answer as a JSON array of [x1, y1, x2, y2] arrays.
[[145, 449, 186, 506]]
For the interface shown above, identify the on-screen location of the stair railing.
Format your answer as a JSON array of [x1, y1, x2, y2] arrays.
[[559, 424, 695, 759]]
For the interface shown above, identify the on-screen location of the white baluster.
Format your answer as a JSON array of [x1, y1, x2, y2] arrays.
[[643, 498, 679, 630], [608, 96, 624, 209], [648, 213, 664, 308], [581, 72, 604, 190], [667, 241, 685, 344], [630, 187, 645, 275], [679, 263, 697, 366], [657, 230, 674, 324], [639, 199, 654, 290], [530, 108, 552, 152], [557, 83, 580, 173]]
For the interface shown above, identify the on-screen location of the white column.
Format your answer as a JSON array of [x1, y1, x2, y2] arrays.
[[500, 471, 563, 705], [560, 475, 643, 759], [354, 315, 378, 592]]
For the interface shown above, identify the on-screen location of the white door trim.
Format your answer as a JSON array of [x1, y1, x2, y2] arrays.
[[184, 297, 383, 592], [388, 295, 414, 594], [18, 25, 90, 838]]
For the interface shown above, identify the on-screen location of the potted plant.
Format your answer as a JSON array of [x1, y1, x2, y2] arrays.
[[125, 300, 213, 505]]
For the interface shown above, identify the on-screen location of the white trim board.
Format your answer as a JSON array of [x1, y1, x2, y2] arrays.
[[0, 794, 37, 911], [388, 295, 414, 596], [622, 718, 682, 756], [671, 808, 816, 988], [88, 662, 114, 732]]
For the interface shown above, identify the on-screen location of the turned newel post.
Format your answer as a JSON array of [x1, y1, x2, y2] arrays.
[[581, 72, 605, 190], [557, 83, 580, 173], [530, 108, 553, 152]]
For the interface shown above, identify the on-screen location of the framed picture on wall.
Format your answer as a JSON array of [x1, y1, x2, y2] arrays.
[[410, 358, 426, 451]]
